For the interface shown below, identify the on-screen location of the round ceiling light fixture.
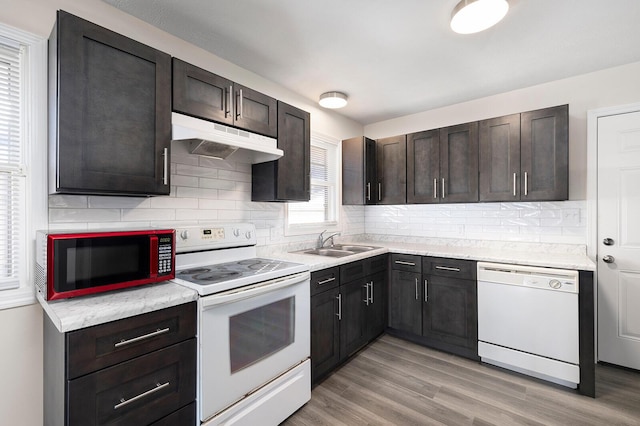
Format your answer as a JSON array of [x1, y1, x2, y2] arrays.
[[319, 91, 348, 109], [450, 0, 509, 34]]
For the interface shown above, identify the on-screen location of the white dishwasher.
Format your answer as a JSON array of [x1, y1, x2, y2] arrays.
[[477, 262, 580, 388]]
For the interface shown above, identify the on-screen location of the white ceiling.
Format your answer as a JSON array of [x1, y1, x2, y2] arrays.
[[103, 0, 640, 125]]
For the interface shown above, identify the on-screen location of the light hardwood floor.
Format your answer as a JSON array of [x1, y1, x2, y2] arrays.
[[284, 334, 640, 426]]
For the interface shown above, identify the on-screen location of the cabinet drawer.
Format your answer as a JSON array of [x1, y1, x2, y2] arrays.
[[340, 260, 365, 283], [391, 254, 422, 273], [310, 267, 340, 296], [67, 302, 196, 379], [364, 254, 388, 276], [68, 339, 196, 426], [423, 257, 476, 280], [150, 402, 196, 426]]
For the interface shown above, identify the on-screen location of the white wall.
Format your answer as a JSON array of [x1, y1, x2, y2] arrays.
[[364, 61, 640, 200]]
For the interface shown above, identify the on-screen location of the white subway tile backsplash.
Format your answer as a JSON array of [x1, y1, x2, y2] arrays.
[[176, 164, 218, 178], [89, 196, 151, 209], [199, 177, 236, 190], [49, 195, 88, 208], [175, 208, 219, 221], [50, 208, 120, 223], [122, 208, 175, 222]]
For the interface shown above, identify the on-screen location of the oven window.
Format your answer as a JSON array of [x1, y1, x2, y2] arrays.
[[229, 297, 295, 373]]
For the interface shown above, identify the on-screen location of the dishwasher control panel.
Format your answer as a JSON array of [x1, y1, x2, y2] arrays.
[[477, 262, 579, 294]]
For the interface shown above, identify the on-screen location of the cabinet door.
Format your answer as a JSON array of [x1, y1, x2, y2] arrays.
[[172, 58, 233, 125], [54, 11, 171, 196], [311, 288, 340, 384], [339, 280, 368, 360], [376, 135, 407, 204], [366, 271, 387, 341], [388, 270, 422, 335], [439, 122, 479, 203], [251, 101, 310, 201], [422, 275, 477, 351], [234, 84, 277, 137], [479, 114, 521, 202], [407, 130, 440, 203], [520, 105, 569, 201], [342, 137, 377, 205]]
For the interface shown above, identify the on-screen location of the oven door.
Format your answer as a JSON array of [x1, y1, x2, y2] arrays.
[[198, 271, 310, 421]]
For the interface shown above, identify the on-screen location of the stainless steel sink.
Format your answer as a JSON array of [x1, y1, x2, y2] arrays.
[[294, 244, 380, 257]]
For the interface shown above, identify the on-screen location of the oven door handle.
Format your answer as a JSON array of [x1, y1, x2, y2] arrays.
[[200, 271, 310, 307]]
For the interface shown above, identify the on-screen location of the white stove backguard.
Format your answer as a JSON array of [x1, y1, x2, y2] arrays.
[[175, 223, 257, 254]]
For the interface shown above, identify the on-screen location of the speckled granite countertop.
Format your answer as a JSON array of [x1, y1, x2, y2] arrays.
[[259, 238, 596, 272], [38, 281, 198, 333]]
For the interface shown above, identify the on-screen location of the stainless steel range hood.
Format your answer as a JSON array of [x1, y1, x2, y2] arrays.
[[171, 112, 283, 164]]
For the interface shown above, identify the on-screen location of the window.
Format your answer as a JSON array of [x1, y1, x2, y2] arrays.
[[0, 24, 47, 310], [286, 133, 339, 233]]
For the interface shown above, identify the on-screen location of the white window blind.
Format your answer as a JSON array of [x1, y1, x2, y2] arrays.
[[288, 134, 338, 227], [0, 37, 24, 292]]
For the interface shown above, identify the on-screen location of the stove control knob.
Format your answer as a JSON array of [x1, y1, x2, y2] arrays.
[[245, 231, 252, 239], [233, 228, 240, 237], [180, 230, 190, 240]]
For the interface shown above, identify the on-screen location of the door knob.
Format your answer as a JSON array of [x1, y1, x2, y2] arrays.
[[603, 238, 614, 246], [602, 255, 615, 264]]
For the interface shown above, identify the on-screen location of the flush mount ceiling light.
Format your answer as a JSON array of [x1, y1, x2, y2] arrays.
[[319, 91, 348, 109], [450, 0, 509, 34]]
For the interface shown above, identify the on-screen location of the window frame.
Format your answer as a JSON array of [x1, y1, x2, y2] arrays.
[[285, 132, 341, 236], [0, 23, 47, 310]]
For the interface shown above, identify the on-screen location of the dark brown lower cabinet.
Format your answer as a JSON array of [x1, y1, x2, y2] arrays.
[[388, 269, 422, 335], [44, 302, 197, 426], [310, 286, 341, 384]]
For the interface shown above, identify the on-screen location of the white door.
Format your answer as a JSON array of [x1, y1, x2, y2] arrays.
[[598, 110, 640, 370]]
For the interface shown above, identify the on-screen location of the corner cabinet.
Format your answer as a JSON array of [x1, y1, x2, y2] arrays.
[[172, 58, 277, 137], [252, 101, 310, 201], [342, 136, 377, 205], [43, 302, 197, 426], [50, 10, 171, 196], [479, 105, 568, 202]]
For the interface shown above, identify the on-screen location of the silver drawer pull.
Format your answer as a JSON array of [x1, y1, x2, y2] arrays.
[[114, 327, 170, 348], [435, 265, 461, 272], [395, 260, 416, 266], [317, 277, 336, 285], [114, 382, 169, 410]]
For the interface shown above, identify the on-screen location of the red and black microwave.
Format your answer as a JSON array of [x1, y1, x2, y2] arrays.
[[35, 229, 175, 301]]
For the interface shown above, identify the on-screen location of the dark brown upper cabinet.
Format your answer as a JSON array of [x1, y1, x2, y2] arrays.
[[407, 123, 478, 203], [172, 59, 277, 138], [479, 105, 568, 202], [342, 136, 377, 205], [376, 135, 407, 204], [50, 10, 171, 196], [251, 101, 310, 201]]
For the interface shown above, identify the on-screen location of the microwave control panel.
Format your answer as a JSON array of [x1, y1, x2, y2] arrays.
[[158, 234, 174, 276]]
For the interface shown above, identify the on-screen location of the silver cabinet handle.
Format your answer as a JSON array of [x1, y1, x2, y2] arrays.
[[162, 148, 168, 185], [513, 172, 517, 197], [395, 260, 416, 266], [378, 182, 382, 201], [114, 382, 169, 410], [226, 85, 233, 118], [369, 282, 374, 304], [524, 171, 528, 196], [317, 277, 335, 285], [414, 278, 419, 300], [236, 88, 244, 119], [424, 279, 428, 302], [435, 265, 461, 272], [363, 282, 370, 305], [441, 178, 446, 199], [366, 182, 371, 201], [433, 178, 438, 199], [114, 327, 170, 348], [336, 294, 342, 320]]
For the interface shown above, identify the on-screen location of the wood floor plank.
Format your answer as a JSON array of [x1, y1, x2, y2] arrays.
[[283, 334, 640, 426]]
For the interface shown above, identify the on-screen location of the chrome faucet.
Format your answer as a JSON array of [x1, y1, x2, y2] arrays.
[[316, 230, 341, 249]]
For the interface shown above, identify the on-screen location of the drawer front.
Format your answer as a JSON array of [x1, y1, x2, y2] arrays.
[[391, 254, 422, 273], [310, 267, 340, 296], [340, 260, 365, 283], [424, 257, 476, 280], [364, 254, 388, 276], [67, 302, 196, 379], [150, 402, 196, 426], [68, 339, 196, 426]]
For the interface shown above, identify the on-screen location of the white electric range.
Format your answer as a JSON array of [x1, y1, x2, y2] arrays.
[[171, 223, 311, 426]]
